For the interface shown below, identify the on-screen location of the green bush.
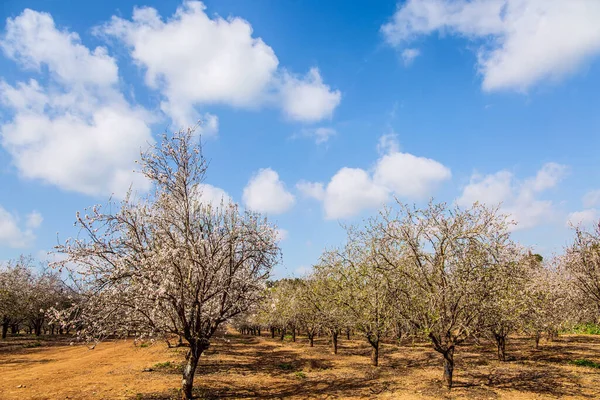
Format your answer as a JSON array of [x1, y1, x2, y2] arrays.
[[277, 362, 294, 371], [570, 323, 600, 335], [571, 359, 600, 369], [295, 371, 307, 379], [153, 361, 173, 369]]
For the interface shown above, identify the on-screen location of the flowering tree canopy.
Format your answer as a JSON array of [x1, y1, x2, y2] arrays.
[[52, 128, 280, 399]]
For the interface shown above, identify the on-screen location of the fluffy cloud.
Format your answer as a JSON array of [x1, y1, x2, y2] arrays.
[[0, 9, 152, 197], [298, 136, 450, 219], [194, 183, 232, 209], [566, 209, 599, 227], [243, 168, 295, 214], [296, 181, 326, 201], [457, 162, 568, 230], [373, 152, 451, 198], [381, 0, 600, 91], [25, 211, 43, 229], [321, 168, 390, 219], [0, 206, 41, 248], [565, 189, 600, 227], [280, 68, 341, 122], [583, 189, 600, 208], [100, 1, 340, 125]]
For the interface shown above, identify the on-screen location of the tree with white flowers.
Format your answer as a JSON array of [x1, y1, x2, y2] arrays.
[[0, 256, 33, 338], [52, 128, 280, 400], [562, 223, 600, 316], [376, 201, 519, 388]]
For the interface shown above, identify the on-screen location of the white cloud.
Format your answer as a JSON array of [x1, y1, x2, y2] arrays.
[[457, 162, 568, 230], [373, 152, 451, 198], [377, 133, 400, 155], [243, 168, 295, 214], [583, 189, 600, 208], [194, 183, 232, 209], [299, 135, 450, 219], [401, 48, 421, 66], [0, 9, 153, 197], [280, 68, 341, 122], [99, 1, 340, 125], [26, 211, 43, 229], [297, 127, 337, 144], [322, 168, 390, 219], [528, 162, 568, 191], [381, 0, 600, 91], [567, 209, 599, 227], [2, 9, 118, 87], [0, 205, 39, 248], [296, 181, 325, 201]]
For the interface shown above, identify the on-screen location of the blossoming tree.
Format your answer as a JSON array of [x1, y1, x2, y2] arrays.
[[53, 128, 280, 399]]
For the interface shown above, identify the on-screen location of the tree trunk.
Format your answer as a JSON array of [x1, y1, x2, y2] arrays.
[[370, 339, 379, 366], [11, 324, 19, 335], [181, 340, 207, 400], [332, 331, 338, 354], [308, 333, 314, 347], [280, 328, 285, 341], [495, 334, 506, 361], [534, 332, 541, 349], [1, 321, 8, 339], [443, 348, 454, 389], [346, 328, 350, 340], [292, 328, 296, 342], [258, 327, 261, 337]]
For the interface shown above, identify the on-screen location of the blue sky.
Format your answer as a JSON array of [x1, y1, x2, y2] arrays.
[[1, 0, 599, 277]]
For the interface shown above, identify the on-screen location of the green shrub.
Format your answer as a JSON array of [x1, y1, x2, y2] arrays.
[[153, 361, 173, 369], [139, 342, 150, 348], [295, 371, 307, 379], [277, 362, 294, 371], [570, 323, 600, 335], [571, 359, 600, 369], [23, 341, 42, 348]]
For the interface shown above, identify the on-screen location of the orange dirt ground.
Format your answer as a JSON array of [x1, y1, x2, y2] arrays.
[[1, 333, 600, 399]]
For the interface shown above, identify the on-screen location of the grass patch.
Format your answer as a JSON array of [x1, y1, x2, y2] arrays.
[[139, 343, 150, 348], [277, 362, 295, 371], [571, 359, 600, 369], [23, 341, 42, 348], [153, 361, 173, 369], [294, 371, 307, 379], [569, 323, 600, 335]]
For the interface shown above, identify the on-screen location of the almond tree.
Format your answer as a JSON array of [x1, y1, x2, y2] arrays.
[[52, 128, 279, 400], [317, 234, 395, 366], [301, 271, 349, 353], [0, 257, 33, 338], [377, 201, 518, 388], [522, 261, 572, 348], [562, 223, 600, 315], [483, 252, 532, 361]]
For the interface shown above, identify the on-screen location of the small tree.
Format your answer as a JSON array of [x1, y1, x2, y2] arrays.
[[52, 128, 279, 399], [563, 223, 600, 314], [302, 271, 348, 353], [0, 256, 33, 338], [484, 252, 532, 361], [317, 234, 395, 366]]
